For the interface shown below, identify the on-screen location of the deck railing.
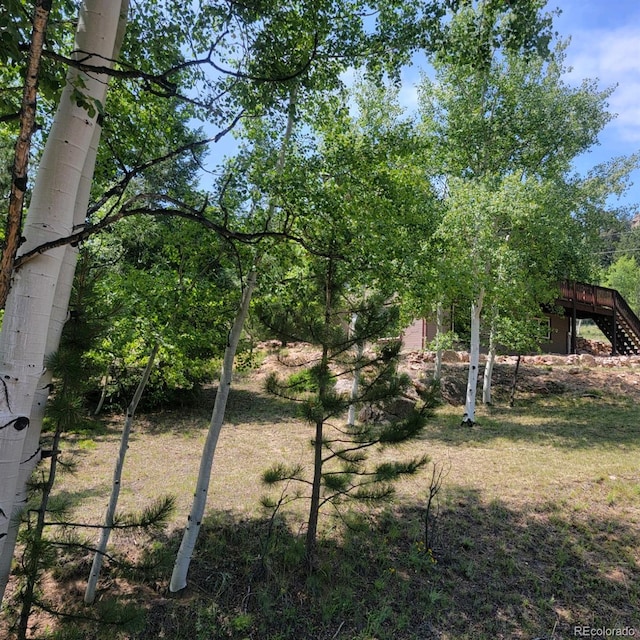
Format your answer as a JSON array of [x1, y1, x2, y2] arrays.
[[559, 280, 640, 354], [559, 281, 615, 309]]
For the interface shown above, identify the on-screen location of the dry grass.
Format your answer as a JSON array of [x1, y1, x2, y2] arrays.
[[4, 353, 640, 639]]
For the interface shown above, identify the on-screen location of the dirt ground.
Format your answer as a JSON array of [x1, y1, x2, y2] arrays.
[[404, 350, 640, 405], [4, 340, 640, 639], [258, 339, 640, 406]]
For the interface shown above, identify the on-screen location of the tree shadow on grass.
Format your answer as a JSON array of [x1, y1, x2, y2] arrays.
[[135, 386, 303, 435], [427, 382, 640, 450], [41, 487, 640, 640]]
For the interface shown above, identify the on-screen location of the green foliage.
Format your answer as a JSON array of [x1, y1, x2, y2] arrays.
[[0, 0, 74, 117], [602, 255, 640, 314], [113, 495, 176, 533], [99, 350, 217, 411], [415, 29, 635, 357], [264, 321, 433, 559], [262, 463, 304, 486], [6, 259, 178, 635], [379, 411, 431, 444], [79, 213, 238, 410], [248, 77, 444, 558], [286, 369, 319, 393]]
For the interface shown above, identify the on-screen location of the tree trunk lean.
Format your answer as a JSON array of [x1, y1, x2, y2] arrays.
[[170, 86, 297, 592], [463, 294, 483, 424], [482, 321, 496, 404], [0, 0, 126, 572], [85, 342, 159, 604], [0, 124, 102, 602], [170, 271, 257, 592]]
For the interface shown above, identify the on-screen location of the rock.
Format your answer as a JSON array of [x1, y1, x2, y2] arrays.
[[358, 397, 416, 424], [578, 353, 596, 366]]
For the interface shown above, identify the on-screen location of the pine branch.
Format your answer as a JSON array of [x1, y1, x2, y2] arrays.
[[44, 495, 175, 532]]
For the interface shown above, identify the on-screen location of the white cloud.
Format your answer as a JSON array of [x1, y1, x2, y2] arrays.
[[565, 26, 640, 141]]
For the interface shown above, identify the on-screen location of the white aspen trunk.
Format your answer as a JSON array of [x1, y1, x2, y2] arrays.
[[434, 302, 444, 382], [347, 313, 361, 427], [0, 127, 99, 602], [482, 321, 496, 405], [463, 292, 484, 425], [0, 0, 125, 570], [0, 2, 127, 598], [170, 271, 257, 592], [170, 87, 297, 592], [84, 342, 159, 604], [0, 380, 48, 603], [0, 282, 68, 603]]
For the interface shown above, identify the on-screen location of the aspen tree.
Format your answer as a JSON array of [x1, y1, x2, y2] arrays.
[[0, 0, 128, 588], [169, 89, 298, 593]]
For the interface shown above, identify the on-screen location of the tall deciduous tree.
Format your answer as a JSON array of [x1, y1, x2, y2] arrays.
[[84, 341, 158, 604], [419, 9, 635, 421], [603, 255, 640, 314], [0, 0, 128, 597], [169, 89, 299, 593], [167, 0, 455, 590]]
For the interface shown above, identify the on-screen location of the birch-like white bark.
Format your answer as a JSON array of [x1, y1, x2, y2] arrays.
[[347, 313, 362, 427], [0, 0, 125, 568], [434, 302, 444, 382], [482, 321, 496, 405], [170, 271, 257, 592], [0, 2, 128, 599], [170, 86, 297, 592], [0, 122, 100, 603], [463, 292, 484, 424], [0, 268, 71, 603], [84, 342, 159, 604]]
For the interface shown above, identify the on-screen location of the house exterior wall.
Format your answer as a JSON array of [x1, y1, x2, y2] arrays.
[[401, 318, 447, 351], [402, 312, 572, 355], [539, 312, 571, 354], [401, 318, 427, 351]]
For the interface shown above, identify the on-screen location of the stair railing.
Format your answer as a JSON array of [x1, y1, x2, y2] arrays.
[[612, 290, 640, 352]]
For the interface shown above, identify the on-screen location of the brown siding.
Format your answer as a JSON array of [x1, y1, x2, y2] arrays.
[[403, 312, 571, 355], [539, 313, 570, 354], [402, 318, 426, 351]]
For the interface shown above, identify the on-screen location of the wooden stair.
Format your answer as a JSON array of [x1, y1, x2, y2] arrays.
[[557, 281, 640, 356]]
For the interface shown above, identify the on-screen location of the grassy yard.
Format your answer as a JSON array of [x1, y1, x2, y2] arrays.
[[3, 358, 640, 639]]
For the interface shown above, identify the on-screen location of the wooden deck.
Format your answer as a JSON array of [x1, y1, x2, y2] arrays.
[[557, 281, 640, 355]]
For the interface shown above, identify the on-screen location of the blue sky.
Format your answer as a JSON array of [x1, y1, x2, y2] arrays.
[[393, 0, 640, 212], [551, 0, 640, 212], [210, 2, 639, 213]]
